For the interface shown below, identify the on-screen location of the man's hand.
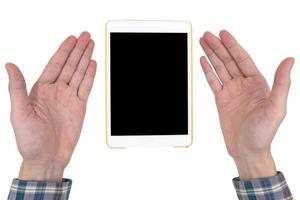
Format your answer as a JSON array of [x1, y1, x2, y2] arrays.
[[5, 32, 97, 181], [199, 30, 294, 180]]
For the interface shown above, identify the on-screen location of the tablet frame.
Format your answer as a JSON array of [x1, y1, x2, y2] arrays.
[[105, 20, 193, 148]]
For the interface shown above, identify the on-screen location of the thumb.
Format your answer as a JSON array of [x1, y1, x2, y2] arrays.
[[5, 63, 30, 114], [269, 57, 295, 111]]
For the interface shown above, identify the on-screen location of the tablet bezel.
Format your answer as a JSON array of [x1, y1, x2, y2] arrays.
[[105, 20, 193, 148]]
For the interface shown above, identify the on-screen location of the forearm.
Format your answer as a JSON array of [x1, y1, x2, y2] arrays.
[[8, 161, 72, 200], [233, 152, 293, 199], [234, 151, 277, 180], [18, 161, 65, 182]]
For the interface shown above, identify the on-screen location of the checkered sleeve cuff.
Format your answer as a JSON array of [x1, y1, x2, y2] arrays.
[[233, 171, 293, 200], [8, 178, 72, 200]]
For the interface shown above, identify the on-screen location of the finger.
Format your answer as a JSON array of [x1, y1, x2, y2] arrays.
[[78, 60, 97, 101], [69, 40, 95, 88], [219, 30, 261, 77], [200, 37, 232, 83], [5, 63, 31, 114], [200, 56, 222, 95], [58, 32, 91, 83], [270, 57, 294, 110], [38, 36, 77, 83], [203, 32, 242, 77]]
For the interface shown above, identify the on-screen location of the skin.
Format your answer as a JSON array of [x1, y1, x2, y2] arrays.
[[5, 32, 97, 181], [199, 30, 294, 180], [4, 30, 293, 182]]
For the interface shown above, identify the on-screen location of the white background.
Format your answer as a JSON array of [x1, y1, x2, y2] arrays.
[[0, 0, 299, 199]]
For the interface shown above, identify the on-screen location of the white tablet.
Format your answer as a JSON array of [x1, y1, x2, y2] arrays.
[[105, 20, 193, 148]]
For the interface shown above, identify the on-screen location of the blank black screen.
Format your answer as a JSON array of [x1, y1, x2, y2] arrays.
[[110, 33, 188, 136]]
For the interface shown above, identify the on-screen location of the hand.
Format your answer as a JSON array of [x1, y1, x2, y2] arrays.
[[5, 32, 97, 181], [199, 30, 294, 180]]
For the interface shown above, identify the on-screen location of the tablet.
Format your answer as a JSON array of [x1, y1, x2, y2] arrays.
[[105, 20, 193, 147]]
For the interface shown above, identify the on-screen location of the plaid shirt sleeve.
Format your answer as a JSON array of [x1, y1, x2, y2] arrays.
[[233, 171, 293, 200], [7, 178, 72, 200]]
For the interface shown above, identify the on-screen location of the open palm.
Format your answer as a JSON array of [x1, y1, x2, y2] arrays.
[[199, 31, 294, 168], [6, 32, 97, 181]]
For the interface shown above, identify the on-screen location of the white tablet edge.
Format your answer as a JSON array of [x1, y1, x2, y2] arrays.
[[105, 20, 193, 148]]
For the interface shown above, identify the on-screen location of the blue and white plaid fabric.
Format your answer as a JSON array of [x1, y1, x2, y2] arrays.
[[233, 171, 293, 200], [7, 172, 292, 200], [7, 178, 72, 200]]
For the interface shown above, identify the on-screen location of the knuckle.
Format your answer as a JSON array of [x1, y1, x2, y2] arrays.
[[78, 67, 86, 76], [82, 52, 91, 60], [227, 43, 237, 50], [59, 47, 71, 56], [67, 60, 78, 69], [223, 56, 233, 64], [212, 44, 222, 52], [214, 64, 223, 71], [207, 77, 217, 85], [235, 56, 249, 64], [49, 60, 61, 70], [81, 84, 92, 93]]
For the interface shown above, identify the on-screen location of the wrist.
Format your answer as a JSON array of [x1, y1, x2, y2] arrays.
[[19, 161, 65, 182], [233, 151, 277, 180]]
